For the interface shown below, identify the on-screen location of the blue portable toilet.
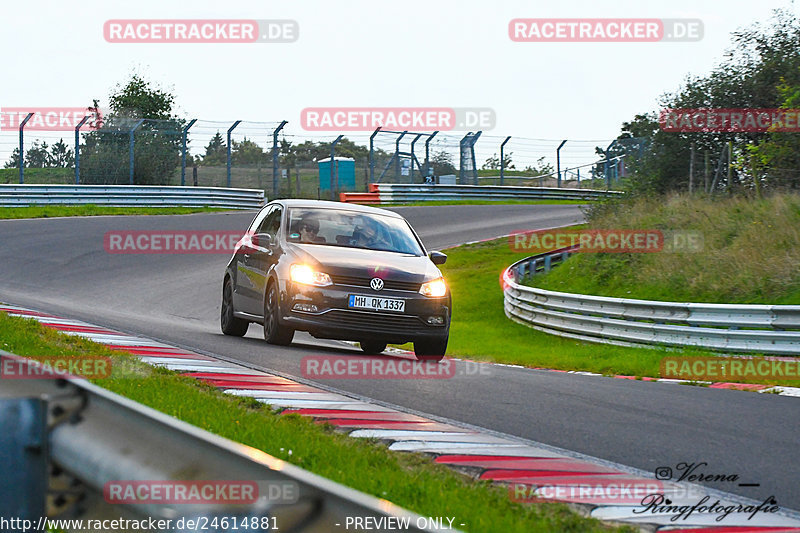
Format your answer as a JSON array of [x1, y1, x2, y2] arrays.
[[318, 157, 356, 192]]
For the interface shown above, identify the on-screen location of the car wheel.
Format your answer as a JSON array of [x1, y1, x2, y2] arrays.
[[221, 278, 249, 337], [263, 283, 294, 345], [413, 336, 448, 362], [359, 341, 387, 355]]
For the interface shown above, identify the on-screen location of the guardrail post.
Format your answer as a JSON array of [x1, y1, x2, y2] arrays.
[[18, 113, 34, 184], [556, 140, 567, 188], [227, 120, 242, 188], [128, 119, 146, 185], [272, 120, 287, 197], [180, 119, 197, 186], [0, 397, 48, 521], [424, 131, 438, 180], [369, 127, 381, 183], [544, 254, 552, 272], [500, 136, 512, 185], [74, 115, 91, 185], [330, 135, 343, 200]]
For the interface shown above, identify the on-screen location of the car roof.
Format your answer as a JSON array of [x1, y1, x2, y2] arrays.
[[271, 199, 404, 218]]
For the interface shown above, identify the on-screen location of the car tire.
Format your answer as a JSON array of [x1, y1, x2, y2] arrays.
[[413, 337, 448, 362], [221, 278, 249, 337], [359, 341, 387, 355], [263, 283, 294, 346]]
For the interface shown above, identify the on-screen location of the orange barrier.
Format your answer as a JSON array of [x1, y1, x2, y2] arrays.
[[339, 192, 381, 204]]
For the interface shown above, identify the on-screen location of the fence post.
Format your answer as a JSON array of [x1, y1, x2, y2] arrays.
[[369, 127, 381, 184], [556, 140, 567, 188], [500, 136, 512, 185], [226, 120, 242, 188], [18, 113, 34, 184], [128, 119, 145, 185], [330, 135, 343, 200], [424, 131, 438, 179], [394, 131, 407, 181], [74, 115, 91, 185], [272, 120, 288, 198], [409, 134, 422, 183], [180, 119, 197, 186]]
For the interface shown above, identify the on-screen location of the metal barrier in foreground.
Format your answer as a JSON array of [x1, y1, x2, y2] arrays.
[[0, 352, 439, 532]]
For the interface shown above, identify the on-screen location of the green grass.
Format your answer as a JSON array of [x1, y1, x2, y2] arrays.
[[0, 312, 626, 533], [423, 236, 800, 387], [0, 205, 229, 219], [533, 193, 800, 304], [379, 199, 586, 207]]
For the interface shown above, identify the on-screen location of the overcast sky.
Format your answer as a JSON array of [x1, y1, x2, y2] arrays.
[[2, 0, 797, 170]]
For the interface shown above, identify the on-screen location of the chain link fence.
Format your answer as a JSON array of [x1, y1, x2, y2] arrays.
[[1, 114, 622, 196]]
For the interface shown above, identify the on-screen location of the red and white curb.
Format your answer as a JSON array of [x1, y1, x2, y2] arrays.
[[3, 302, 800, 532]]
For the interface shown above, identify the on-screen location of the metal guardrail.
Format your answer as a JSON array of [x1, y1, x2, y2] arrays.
[[503, 247, 800, 355], [366, 183, 621, 203], [0, 185, 265, 210], [0, 352, 438, 532]]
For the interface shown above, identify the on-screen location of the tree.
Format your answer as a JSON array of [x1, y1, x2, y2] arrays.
[[618, 9, 800, 194], [482, 152, 515, 170], [49, 139, 74, 168], [430, 150, 456, 176], [202, 132, 227, 165], [80, 73, 184, 185], [231, 138, 265, 165]]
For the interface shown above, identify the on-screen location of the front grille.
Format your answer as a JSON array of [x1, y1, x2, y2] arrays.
[[331, 275, 421, 292], [321, 309, 425, 333]]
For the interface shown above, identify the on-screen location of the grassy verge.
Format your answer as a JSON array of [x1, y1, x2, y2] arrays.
[[0, 312, 625, 533], [533, 193, 800, 304], [0, 205, 230, 219], [381, 199, 586, 207], [421, 236, 800, 387]]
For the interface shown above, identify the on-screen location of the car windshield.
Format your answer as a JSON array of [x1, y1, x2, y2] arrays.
[[287, 208, 424, 255]]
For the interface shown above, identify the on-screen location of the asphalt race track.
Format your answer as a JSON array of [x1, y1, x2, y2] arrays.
[[1, 204, 798, 510]]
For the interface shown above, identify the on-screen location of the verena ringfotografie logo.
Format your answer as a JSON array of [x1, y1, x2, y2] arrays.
[[660, 108, 800, 132], [104, 231, 249, 254], [300, 107, 495, 131], [302, 356, 463, 379], [509, 18, 703, 42], [1, 356, 112, 380], [0, 107, 102, 132], [509, 229, 704, 254], [104, 19, 298, 43]]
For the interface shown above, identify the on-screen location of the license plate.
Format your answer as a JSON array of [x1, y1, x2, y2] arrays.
[[348, 295, 405, 313]]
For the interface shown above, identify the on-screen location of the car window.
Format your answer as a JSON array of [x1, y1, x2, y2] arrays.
[[249, 205, 274, 234], [287, 207, 424, 255], [259, 206, 283, 239]]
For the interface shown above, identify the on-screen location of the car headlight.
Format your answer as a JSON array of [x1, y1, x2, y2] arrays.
[[419, 277, 447, 297], [290, 264, 332, 286]]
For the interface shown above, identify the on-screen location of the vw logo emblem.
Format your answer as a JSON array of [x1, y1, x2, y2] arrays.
[[370, 278, 384, 291]]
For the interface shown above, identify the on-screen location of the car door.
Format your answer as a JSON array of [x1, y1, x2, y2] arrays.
[[240, 205, 284, 316], [233, 205, 273, 315]]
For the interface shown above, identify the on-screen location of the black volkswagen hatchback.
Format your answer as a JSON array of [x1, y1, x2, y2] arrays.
[[221, 200, 451, 360]]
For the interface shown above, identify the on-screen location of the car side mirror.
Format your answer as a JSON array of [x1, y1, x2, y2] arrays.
[[429, 251, 447, 265], [251, 233, 272, 249]]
